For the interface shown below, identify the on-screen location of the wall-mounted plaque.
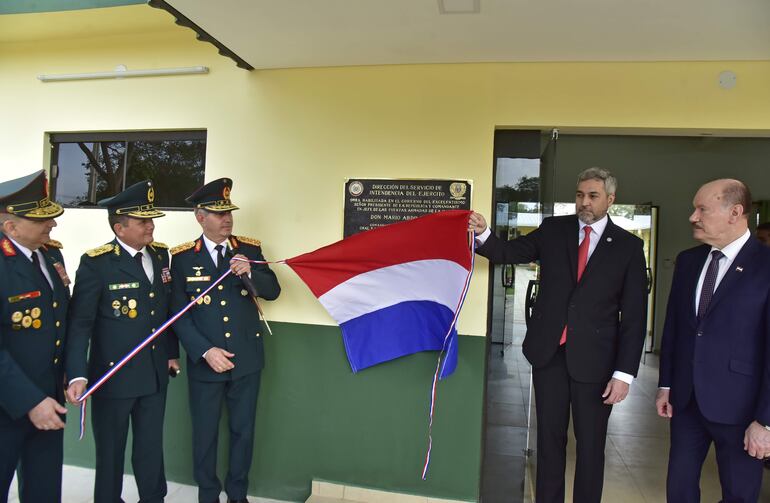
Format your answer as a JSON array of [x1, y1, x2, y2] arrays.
[[344, 178, 472, 237]]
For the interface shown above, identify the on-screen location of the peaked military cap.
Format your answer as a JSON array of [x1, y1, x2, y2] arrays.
[[98, 179, 165, 218], [186, 178, 239, 212], [0, 170, 63, 219]]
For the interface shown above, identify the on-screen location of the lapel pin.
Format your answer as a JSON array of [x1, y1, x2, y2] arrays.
[[736, 266, 743, 272], [606, 237, 613, 242]]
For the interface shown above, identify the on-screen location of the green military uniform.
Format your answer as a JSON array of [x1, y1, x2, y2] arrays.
[[170, 178, 280, 503], [65, 180, 178, 503], [0, 170, 69, 503]]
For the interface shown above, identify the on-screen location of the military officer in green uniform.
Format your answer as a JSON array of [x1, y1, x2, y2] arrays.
[[65, 180, 179, 503], [0, 170, 69, 503], [170, 178, 280, 503]]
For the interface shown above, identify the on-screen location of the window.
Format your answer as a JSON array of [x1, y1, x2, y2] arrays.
[[50, 131, 206, 209]]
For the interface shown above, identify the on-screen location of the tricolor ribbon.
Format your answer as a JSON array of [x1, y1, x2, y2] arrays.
[[422, 231, 475, 479], [77, 268, 234, 439]]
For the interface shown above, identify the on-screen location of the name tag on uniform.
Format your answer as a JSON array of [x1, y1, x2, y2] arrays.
[[161, 267, 172, 284], [108, 282, 140, 291], [186, 276, 211, 282], [8, 290, 41, 303], [52, 261, 71, 287]]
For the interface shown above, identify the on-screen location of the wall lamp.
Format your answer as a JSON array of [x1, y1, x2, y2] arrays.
[[38, 65, 209, 82]]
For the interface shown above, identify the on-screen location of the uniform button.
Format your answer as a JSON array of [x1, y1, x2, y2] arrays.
[[225, 332, 231, 338], [52, 301, 58, 308], [697, 331, 703, 337], [55, 321, 61, 327], [151, 310, 155, 316], [221, 300, 227, 306], [256, 333, 260, 338], [149, 292, 155, 298], [152, 344, 156, 350], [223, 316, 229, 322], [56, 340, 61, 347], [151, 328, 156, 333], [109, 361, 114, 366], [218, 285, 224, 291], [53, 357, 58, 364]]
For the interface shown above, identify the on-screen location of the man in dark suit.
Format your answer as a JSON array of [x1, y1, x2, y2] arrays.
[[656, 179, 770, 502], [65, 180, 179, 503], [469, 167, 648, 503], [0, 170, 70, 503], [170, 178, 280, 503]]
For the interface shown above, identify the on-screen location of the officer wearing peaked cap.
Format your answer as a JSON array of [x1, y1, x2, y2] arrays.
[[0, 170, 70, 503], [170, 178, 280, 503], [65, 179, 179, 503]]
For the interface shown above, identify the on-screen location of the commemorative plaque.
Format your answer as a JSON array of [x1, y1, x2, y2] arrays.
[[343, 178, 472, 237]]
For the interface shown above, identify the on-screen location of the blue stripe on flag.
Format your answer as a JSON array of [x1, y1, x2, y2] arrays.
[[340, 300, 458, 378]]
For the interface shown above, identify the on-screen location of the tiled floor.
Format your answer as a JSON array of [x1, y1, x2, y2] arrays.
[[7, 465, 285, 503], [481, 319, 770, 502]]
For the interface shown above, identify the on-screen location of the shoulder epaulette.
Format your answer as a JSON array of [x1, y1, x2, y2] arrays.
[[170, 241, 196, 256], [235, 235, 262, 247], [86, 244, 114, 257], [44, 239, 63, 249], [150, 241, 168, 250]]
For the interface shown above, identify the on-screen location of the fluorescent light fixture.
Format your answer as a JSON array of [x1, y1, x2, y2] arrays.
[[38, 65, 209, 82], [438, 0, 480, 14]]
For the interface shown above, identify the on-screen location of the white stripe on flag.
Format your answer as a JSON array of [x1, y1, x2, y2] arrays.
[[318, 259, 469, 324]]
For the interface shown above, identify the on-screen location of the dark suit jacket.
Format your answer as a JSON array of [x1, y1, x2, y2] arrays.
[[65, 240, 178, 399], [0, 234, 70, 424], [170, 235, 280, 382], [659, 237, 770, 426], [477, 214, 648, 383]]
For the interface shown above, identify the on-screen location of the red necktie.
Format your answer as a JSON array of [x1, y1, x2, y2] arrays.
[[560, 226, 592, 345]]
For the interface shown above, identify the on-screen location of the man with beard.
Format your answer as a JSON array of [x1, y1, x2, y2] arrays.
[[657, 179, 770, 502], [468, 167, 648, 503], [170, 178, 280, 503], [65, 180, 179, 503], [0, 170, 69, 503]]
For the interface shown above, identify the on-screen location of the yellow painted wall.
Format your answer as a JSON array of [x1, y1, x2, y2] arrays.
[[2, 5, 770, 337]]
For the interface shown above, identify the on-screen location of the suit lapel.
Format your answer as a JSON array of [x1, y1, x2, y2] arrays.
[[196, 236, 217, 273], [579, 216, 616, 283], [112, 239, 150, 285], [1, 235, 45, 290], [566, 216, 579, 283], [703, 238, 759, 318], [40, 248, 65, 296]]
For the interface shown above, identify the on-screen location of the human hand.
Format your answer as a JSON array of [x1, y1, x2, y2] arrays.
[[468, 212, 488, 234], [744, 421, 770, 460], [168, 359, 181, 377], [655, 388, 673, 418], [66, 380, 87, 405], [28, 397, 66, 430], [204, 347, 235, 373], [230, 254, 251, 277], [602, 378, 629, 405]]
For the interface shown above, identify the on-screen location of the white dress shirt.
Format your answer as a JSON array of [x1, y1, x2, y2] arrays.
[[476, 214, 634, 384], [202, 234, 231, 268], [694, 229, 751, 315], [116, 237, 154, 283], [7, 236, 54, 289]]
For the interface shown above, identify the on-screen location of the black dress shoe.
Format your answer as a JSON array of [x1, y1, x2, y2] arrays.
[[227, 499, 249, 503]]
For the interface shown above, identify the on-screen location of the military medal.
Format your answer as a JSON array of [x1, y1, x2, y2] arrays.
[[32, 319, 42, 329], [128, 299, 137, 309], [30, 307, 41, 319], [114, 309, 121, 317], [11, 311, 22, 323], [128, 309, 138, 319], [241, 289, 248, 296], [52, 262, 71, 287], [203, 295, 211, 305], [161, 267, 172, 283], [121, 306, 129, 315], [193, 266, 204, 277], [21, 316, 32, 328], [112, 300, 121, 310]]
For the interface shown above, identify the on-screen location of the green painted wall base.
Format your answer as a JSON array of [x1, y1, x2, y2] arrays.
[[64, 322, 485, 502]]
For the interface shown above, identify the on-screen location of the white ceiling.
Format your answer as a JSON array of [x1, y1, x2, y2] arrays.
[[166, 0, 770, 70]]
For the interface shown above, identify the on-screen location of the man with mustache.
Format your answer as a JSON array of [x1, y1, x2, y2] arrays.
[[0, 170, 69, 503], [65, 180, 179, 503], [170, 178, 280, 503], [657, 179, 770, 502], [469, 167, 648, 503]]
